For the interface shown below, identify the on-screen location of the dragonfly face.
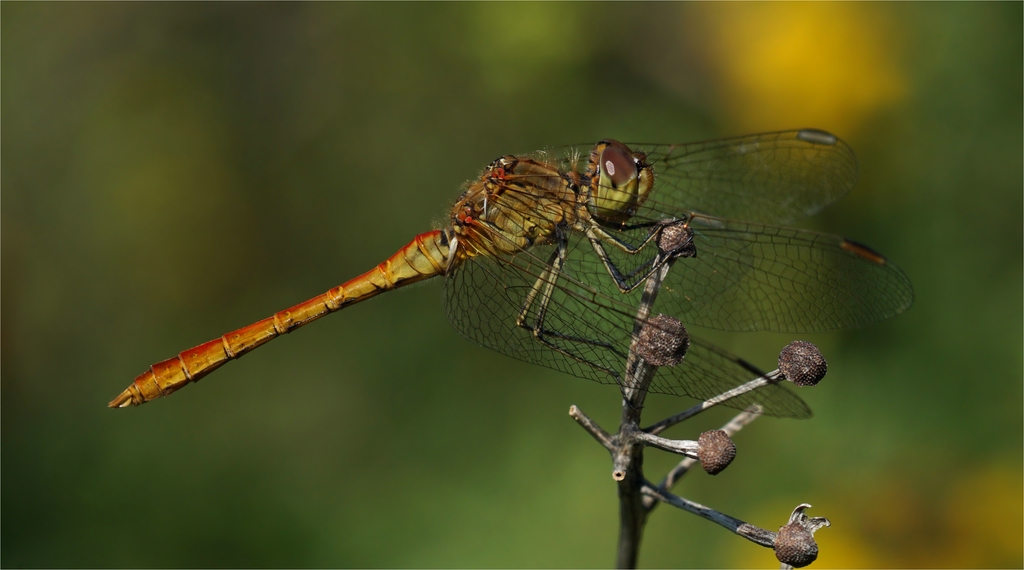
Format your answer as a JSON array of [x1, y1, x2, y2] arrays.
[[585, 140, 654, 226]]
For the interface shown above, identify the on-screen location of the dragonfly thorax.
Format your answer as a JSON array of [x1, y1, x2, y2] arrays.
[[450, 155, 580, 256], [586, 140, 654, 226]]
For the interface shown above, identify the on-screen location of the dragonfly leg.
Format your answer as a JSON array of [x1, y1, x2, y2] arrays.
[[588, 223, 661, 255], [515, 240, 626, 381], [586, 219, 697, 294], [586, 233, 657, 294], [515, 246, 562, 329]]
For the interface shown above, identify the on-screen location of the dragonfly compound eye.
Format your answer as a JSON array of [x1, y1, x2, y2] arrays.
[[602, 143, 637, 188], [589, 140, 653, 225]]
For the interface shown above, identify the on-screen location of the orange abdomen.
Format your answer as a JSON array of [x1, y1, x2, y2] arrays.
[[109, 230, 450, 407]]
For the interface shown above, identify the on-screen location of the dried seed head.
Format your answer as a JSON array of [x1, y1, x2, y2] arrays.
[[658, 221, 696, 258], [635, 314, 689, 366], [774, 524, 818, 567], [778, 341, 827, 386], [773, 504, 831, 568], [697, 430, 736, 475]]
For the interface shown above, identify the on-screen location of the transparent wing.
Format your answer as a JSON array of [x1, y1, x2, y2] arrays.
[[590, 213, 915, 332], [441, 229, 812, 418], [627, 129, 858, 225], [443, 241, 628, 387]]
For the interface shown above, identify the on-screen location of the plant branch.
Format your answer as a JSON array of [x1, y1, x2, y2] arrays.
[[639, 483, 777, 548], [568, 405, 614, 450], [612, 259, 675, 568], [644, 371, 780, 436], [644, 406, 763, 511]]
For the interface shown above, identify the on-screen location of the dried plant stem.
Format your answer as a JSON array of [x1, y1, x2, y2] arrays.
[[568, 245, 827, 568], [639, 484, 776, 548], [644, 373, 778, 436], [613, 260, 673, 568]]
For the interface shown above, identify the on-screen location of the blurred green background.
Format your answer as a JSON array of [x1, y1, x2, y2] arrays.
[[3, 3, 1021, 568]]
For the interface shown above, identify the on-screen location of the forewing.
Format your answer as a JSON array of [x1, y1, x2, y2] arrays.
[[630, 130, 858, 225], [581, 208, 913, 333], [650, 214, 915, 332]]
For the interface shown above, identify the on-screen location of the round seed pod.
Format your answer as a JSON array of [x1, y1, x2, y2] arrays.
[[657, 221, 696, 258], [778, 341, 827, 387], [774, 521, 819, 568], [697, 430, 736, 475], [635, 314, 689, 367], [773, 504, 830, 568]]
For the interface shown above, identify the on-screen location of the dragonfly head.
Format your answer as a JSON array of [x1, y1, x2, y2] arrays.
[[586, 140, 654, 225]]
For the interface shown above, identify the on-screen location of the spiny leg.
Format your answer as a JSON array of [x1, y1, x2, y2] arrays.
[[586, 218, 697, 294], [515, 240, 625, 380], [515, 246, 561, 329], [588, 222, 662, 255], [586, 222, 673, 294], [586, 231, 658, 294]]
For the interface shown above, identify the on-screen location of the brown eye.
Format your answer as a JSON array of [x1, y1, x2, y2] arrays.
[[600, 143, 637, 188]]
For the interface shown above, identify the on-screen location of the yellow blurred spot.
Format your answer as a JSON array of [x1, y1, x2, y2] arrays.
[[899, 463, 1024, 567], [696, 3, 907, 135], [941, 465, 1024, 567], [734, 463, 1023, 568], [812, 527, 885, 569]]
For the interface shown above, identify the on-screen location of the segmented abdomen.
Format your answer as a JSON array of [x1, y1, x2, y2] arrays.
[[109, 230, 450, 407]]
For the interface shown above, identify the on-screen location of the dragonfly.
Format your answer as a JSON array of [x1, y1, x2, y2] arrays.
[[109, 129, 913, 418]]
